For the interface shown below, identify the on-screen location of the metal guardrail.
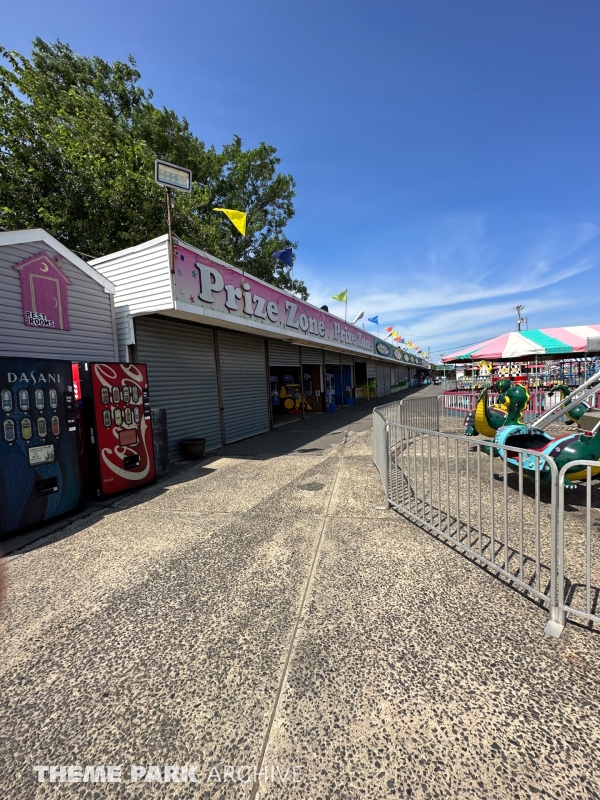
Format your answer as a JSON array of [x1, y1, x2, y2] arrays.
[[373, 398, 600, 636], [557, 460, 600, 627], [440, 390, 567, 421], [375, 396, 439, 430]]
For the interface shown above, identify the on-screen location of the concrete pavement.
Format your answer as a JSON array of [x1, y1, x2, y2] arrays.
[[1, 387, 600, 799]]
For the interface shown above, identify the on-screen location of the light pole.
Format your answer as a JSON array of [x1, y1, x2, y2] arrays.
[[155, 159, 193, 272]]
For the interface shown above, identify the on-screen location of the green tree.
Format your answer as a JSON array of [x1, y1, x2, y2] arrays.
[[0, 38, 306, 297]]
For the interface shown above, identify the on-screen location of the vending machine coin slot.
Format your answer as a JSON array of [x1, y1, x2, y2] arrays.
[[64, 393, 76, 428], [3, 419, 15, 442], [123, 454, 140, 470], [1, 390, 12, 412], [35, 476, 58, 497]]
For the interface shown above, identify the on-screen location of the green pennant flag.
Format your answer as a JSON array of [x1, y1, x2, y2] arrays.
[[332, 289, 347, 303]]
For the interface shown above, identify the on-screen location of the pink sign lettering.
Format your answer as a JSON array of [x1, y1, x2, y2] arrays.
[[172, 245, 373, 354]]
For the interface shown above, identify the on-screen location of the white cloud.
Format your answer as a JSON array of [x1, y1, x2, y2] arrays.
[[299, 217, 599, 340]]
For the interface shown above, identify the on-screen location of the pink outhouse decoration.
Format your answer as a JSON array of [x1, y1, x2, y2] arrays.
[[12, 250, 72, 330]]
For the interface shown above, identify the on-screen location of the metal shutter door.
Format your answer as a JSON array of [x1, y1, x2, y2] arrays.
[[376, 363, 385, 397], [218, 330, 269, 444], [323, 350, 341, 366], [367, 361, 377, 379], [341, 353, 353, 365], [268, 339, 299, 366], [300, 346, 323, 363], [135, 317, 222, 457], [384, 365, 391, 395]]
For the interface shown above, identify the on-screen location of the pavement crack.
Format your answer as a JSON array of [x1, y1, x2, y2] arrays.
[[248, 422, 351, 800]]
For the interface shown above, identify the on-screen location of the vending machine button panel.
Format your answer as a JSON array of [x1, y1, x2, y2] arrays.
[[133, 407, 140, 424], [37, 417, 48, 438], [123, 386, 131, 404], [131, 386, 139, 403], [51, 415, 60, 436], [49, 388, 58, 409], [19, 389, 29, 411], [113, 408, 123, 426], [102, 409, 111, 427], [2, 389, 13, 412], [35, 389, 45, 410], [112, 387, 120, 403], [21, 418, 32, 440], [3, 419, 15, 442], [100, 386, 110, 405]]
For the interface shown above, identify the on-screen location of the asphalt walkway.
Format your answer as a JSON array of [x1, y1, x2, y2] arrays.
[[1, 386, 599, 799]]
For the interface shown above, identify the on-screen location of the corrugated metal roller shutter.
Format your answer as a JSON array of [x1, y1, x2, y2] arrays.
[[268, 339, 299, 366], [341, 353, 354, 365], [323, 350, 341, 365], [300, 346, 323, 364], [367, 361, 377, 378], [383, 364, 391, 394], [218, 330, 269, 444], [376, 363, 385, 397], [135, 317, 222, 457]]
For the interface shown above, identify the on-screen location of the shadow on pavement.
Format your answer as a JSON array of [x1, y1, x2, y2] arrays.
[[1, 386, 434, 556]]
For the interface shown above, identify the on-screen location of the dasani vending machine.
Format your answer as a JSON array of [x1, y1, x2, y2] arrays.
[[0, 357, 82, 536]]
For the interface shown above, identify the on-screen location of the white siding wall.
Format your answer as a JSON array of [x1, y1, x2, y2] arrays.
[[0, 240, 118, 361], [90, 237, 173, 359]]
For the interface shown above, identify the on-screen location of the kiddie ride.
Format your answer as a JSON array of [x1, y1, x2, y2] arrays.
[[279, 382, 313, 414], [464, 373, 600, 488]]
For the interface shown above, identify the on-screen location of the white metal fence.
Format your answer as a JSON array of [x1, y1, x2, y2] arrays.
[[373, 398, 600, 636], [440, 389, 571, 421]]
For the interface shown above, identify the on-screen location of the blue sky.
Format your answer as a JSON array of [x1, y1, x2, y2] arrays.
[[2, 0, 600, 359]]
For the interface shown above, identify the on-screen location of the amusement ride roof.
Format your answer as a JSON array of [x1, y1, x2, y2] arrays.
[[441, 325, 600, 363]]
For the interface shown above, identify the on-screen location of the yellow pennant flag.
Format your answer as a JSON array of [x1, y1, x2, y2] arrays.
[[332, 289, 347, 303], [213, 208, 247, 236]]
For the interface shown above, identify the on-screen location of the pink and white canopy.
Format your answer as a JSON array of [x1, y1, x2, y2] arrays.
[[442, 325, 600, 363]]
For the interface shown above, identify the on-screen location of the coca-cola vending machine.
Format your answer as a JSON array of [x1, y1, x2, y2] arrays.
[[74, 362, 156, 498]]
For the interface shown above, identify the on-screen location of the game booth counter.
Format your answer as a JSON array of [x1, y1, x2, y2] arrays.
[[90, 235, 432, 457], [441, 325, 600, 420], [0, 229, 158, 537]]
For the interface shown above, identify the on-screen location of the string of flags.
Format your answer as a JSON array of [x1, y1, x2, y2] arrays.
[[207, 225, 428, 357], [383, 327, 426, 356]]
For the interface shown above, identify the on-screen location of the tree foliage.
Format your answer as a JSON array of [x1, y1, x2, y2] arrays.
[[0, 38, 306, 297]]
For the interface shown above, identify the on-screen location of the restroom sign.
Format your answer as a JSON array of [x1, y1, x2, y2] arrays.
[[13, 251, 72, 330]]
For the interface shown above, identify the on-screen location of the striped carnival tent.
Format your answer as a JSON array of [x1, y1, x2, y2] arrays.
[[442, 325, 600, 363]]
